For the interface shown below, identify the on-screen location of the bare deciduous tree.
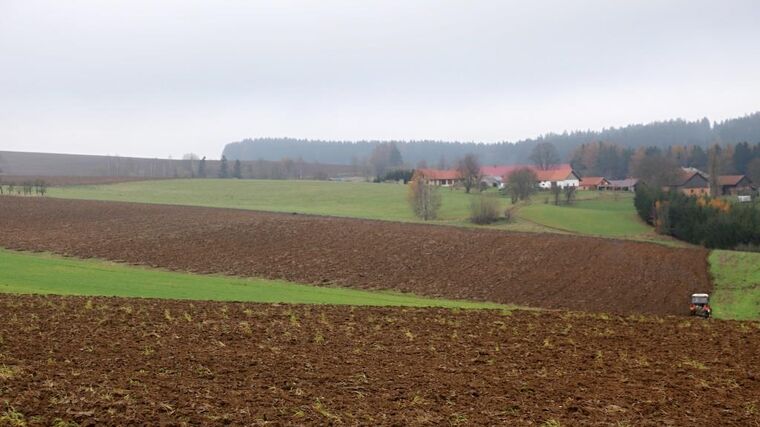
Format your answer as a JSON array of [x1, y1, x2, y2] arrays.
[[506, 168, 538, 203], [632, 154, 681, 189], [369, 142, 403, 178], [530, 142, 560, 170], [563, 186, 577, 205], [551, 183, 562, 206], [456, 153, 481, 194], [407, 175, 441, 220]]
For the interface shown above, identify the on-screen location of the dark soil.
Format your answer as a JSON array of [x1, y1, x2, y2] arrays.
[[0, 197, 711, 315], [0, 295, 758, 426]]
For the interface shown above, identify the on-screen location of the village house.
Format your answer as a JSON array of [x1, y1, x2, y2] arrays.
[[413, 168, 461, 186], [480, 166, 513, 189], [579, 176, 610, 191], [668, 168, 710, 196], [665, 168, 754, 196], [718, 175, 753, 195], [481, 164, 580, 190], [416, 163, 583, 190], [532, 164, 581, 189], [600, 178, 639, 192]]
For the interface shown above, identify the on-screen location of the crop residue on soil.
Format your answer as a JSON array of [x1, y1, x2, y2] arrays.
[[0, 197, 712, 315], [0, 295, 758, 425]]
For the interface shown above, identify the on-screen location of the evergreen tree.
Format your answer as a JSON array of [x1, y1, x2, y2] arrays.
[[233, 159, 242, 179], [198, 156, 207, 178], [689, 146, 708, 169], [219, 155, 229, 178], [733, 142, 752, 174]]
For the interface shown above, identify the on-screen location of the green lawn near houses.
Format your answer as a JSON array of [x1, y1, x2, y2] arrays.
[[0, 249, 506, 309], [51, 179, 653, 238], [708, 250, 760, 320], [51, 179, 504, 222], [517, 192, 653, 237]]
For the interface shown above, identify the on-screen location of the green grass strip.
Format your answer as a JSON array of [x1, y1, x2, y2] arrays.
[[709, 250, 760, 320], [0, 248, 507, 309]]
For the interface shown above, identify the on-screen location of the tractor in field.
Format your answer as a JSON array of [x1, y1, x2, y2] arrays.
[[689, 293, 712, 318]]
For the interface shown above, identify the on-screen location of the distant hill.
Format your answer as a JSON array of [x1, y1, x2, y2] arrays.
[[222, 112, 760, 165]]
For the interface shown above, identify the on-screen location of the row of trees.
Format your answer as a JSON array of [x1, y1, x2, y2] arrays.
[[222, 113, 760, 166], [180, 155, 336, 180], [634, 184, 760, 249], [0, 180, 48, 196], [571, 140, 760, 182]]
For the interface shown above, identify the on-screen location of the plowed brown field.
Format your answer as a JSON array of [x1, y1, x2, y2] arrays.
[[0, 197, 711, 315], [0, 295, 758, 425]]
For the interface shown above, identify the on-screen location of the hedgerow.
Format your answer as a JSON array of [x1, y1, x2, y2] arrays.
[[635, 184, 760, 249]]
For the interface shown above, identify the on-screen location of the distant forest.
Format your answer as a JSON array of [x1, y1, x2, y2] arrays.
[[222, 112, 760, 167]]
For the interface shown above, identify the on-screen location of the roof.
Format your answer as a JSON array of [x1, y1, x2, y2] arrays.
[[416, 168, 461, 180], [481, 175, 502, 183], [674, 169, 709, 187], [579, 177, 608, 187], [718, 175, 748, 186], [606, 178, 639, 187], [496, 163, 578, 182], [534, 165, 578, 182], [668, 168, 709, 187], [480, 165, 515, 177]]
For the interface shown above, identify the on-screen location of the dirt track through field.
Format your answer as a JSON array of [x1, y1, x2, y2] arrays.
[[1, 295, 758, 425], [0, 197, 711, 315]]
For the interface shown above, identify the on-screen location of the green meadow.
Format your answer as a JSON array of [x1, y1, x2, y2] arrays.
[[517, 192, 652, 237], [0, 249, 506, 309], [708, 250, 760, 320], [34, 178, 760, 320], [51, 179, 651, 238]]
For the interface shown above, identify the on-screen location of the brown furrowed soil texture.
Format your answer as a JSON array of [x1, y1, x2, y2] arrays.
[[1, 295, 759, 426], [0, 197, 710, 315]]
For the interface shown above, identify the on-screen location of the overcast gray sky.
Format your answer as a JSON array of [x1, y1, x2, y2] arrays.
[[1, 0, 759, 159]]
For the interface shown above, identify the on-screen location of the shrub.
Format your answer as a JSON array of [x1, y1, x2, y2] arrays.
[[636, 184, 760, 249], [469, 194, 500, 225]]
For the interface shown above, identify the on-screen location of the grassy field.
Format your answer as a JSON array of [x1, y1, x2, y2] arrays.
[[0, 249, 507, 309], [517, 193, 652, 237], [708, 250, 760, 320], [36, 179, 760, 320], [51, 179, 497, 222], [51, 179, 653, 238]]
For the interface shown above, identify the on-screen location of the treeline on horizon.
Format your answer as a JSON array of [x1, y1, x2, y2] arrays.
[[222, 112, 760, 170]]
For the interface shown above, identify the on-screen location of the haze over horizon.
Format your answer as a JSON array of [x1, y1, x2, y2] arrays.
[[2, 0, 760, 159]]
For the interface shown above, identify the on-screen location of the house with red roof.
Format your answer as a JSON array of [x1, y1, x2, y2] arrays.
[[600, 178, 639, 192], [579, 176, 610, 190], [532, 164, 581, 189], [668, 168, 710, 196], [480, 163, 580, 189], [666, 169, 754, 196], [413, 168, 462, 186], [718, 175, 753, 195]]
